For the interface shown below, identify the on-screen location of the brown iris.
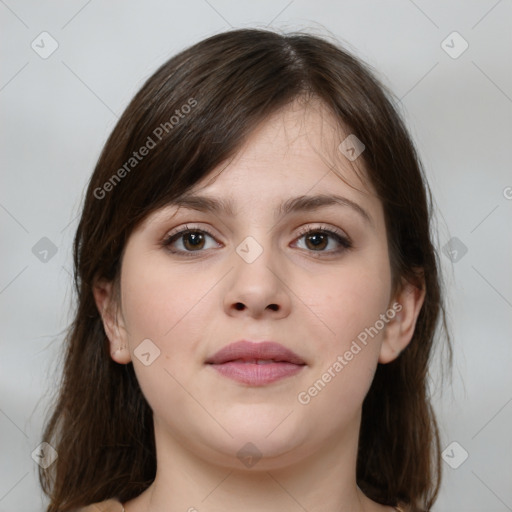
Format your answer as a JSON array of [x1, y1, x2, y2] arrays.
[[304, 232, 328, 251], [182, 232, 206, 251]]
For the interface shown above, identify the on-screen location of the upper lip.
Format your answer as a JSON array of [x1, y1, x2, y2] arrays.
[[206, 340, 306, 365]]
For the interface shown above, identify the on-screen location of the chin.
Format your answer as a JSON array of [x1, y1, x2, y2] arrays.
[[202, 436, 309, 472], [207, 418, 308, 464]]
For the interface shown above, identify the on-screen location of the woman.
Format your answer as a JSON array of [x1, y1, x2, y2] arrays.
[[39, 28, 450, 512]]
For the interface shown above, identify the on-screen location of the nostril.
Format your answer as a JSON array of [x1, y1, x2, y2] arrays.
[[233, 303, 278, 311]]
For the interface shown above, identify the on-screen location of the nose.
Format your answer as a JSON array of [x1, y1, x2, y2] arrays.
[[223, 242, 292, 320]]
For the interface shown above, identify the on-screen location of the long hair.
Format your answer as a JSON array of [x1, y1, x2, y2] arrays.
[[39, 28, 451, 511]]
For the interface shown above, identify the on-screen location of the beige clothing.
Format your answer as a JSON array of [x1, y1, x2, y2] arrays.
[[79, 499, 406, 511]]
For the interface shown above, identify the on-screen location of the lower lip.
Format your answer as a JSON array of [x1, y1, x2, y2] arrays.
[[208, 361, 304, 385]]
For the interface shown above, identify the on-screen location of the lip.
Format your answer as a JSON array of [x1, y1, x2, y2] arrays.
[[205, 340, 306, 386]]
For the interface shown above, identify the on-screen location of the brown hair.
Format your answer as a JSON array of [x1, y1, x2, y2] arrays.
[[39, 28, 451, 511]]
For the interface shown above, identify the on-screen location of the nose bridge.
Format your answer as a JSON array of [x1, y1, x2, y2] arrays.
[[235, 232, 268, 265], [233, 231, 281, 289], [229, 201, 276, 262]]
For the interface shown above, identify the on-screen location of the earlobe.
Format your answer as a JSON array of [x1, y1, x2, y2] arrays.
[[92, 278, 131, 364], [378, 278, 426, 364]]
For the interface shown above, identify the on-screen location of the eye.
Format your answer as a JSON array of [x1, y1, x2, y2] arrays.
[[161, 223, 352, 257], [161, 225, 221, 256], [293, 225, 352, 255]]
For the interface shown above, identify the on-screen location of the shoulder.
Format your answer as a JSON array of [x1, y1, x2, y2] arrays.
[[76, 499, 124, 512]]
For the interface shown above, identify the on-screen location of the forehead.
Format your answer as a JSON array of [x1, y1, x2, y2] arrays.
[[140, 99, 381, 228], [195, 99, 374, 198], [225, 98, 367, 175]]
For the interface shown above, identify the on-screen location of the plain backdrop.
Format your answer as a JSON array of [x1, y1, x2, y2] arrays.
[[1, 1, 511, 511]]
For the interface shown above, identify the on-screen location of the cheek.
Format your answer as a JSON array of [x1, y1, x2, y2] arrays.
[[311, 259, 391, 344], [118, 253, 212, 415], [120, 254, 206, 342], [298, 256, 391, 408]]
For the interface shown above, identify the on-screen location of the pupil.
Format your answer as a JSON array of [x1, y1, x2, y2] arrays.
[[186, 232, 204, 249], [307, 233, 326, 250]]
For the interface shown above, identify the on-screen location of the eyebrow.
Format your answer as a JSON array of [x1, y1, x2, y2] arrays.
[[169, 193, 372, 225]]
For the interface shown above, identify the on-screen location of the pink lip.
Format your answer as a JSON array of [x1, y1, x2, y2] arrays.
[[206, 340, 306, 386]]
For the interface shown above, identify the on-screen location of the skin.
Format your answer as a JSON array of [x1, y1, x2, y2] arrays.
[[94, 99, 425, 512]]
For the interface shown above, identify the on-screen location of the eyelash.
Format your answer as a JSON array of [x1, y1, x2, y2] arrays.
[[161, 224, 352, 258]]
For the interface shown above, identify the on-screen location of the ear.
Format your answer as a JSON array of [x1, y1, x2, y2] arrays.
[[92, 278, 131, 364], [379, 275, 426, 364]]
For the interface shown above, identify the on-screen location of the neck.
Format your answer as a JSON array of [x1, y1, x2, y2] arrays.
[[131, 412, 380, 512]]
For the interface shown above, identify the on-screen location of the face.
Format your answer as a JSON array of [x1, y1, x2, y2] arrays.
[[97, 99, 417, 471]]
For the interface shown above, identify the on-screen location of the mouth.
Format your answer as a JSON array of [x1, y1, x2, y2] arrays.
[[205, 340, 306, 386]]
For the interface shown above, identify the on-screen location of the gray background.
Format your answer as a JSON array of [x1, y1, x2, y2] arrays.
[[1, 1, 511, 511]]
